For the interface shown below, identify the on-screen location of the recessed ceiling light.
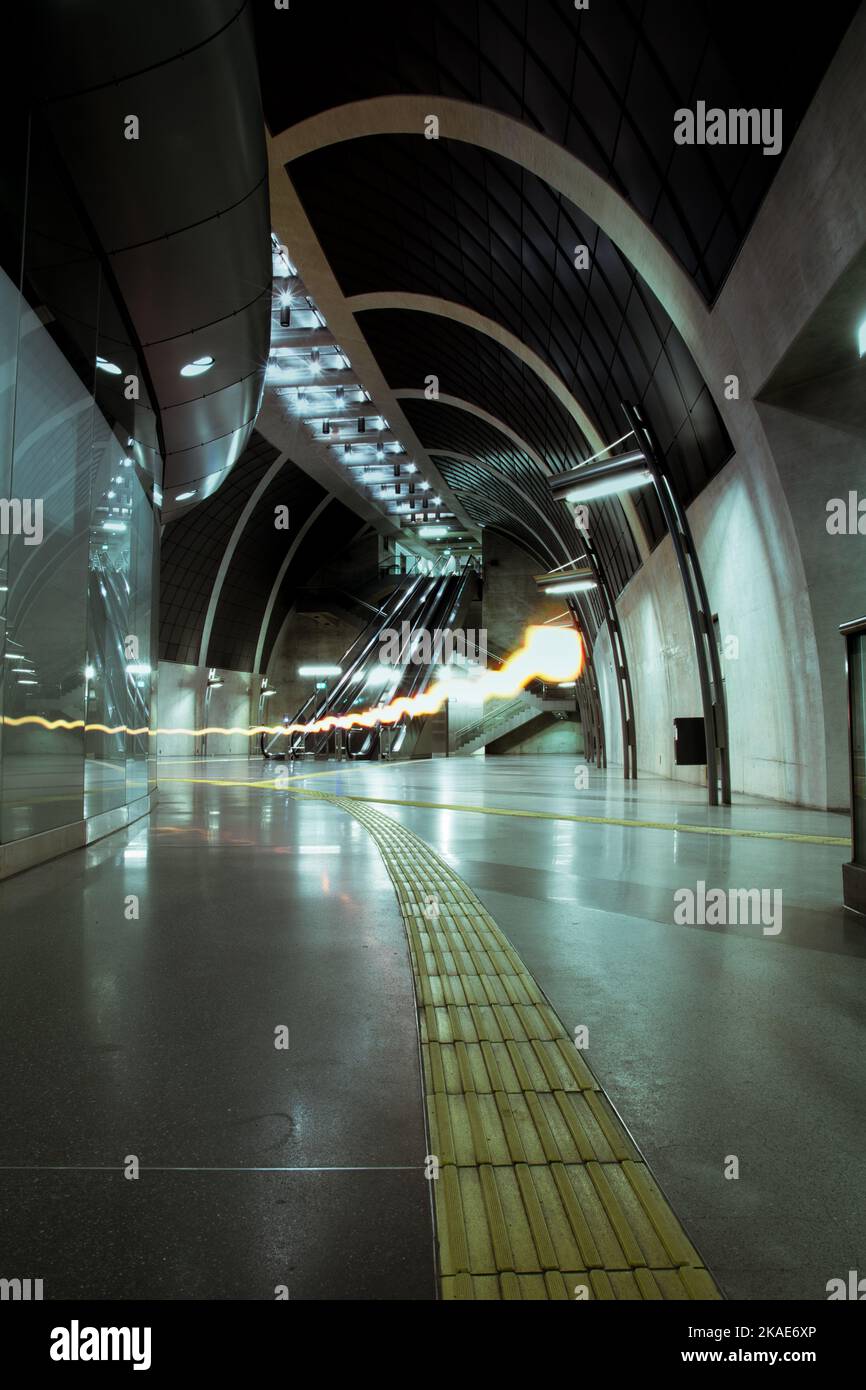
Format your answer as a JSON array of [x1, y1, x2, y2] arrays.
[[96, 356, 122, 375], [180, 355, 215, 378]]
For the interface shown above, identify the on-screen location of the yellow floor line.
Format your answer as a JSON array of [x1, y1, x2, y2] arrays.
[[289, 788, 850, 847], [159, 776, 278, 790], [320, 790, 722, 1301], [160, 774, 849, 846]]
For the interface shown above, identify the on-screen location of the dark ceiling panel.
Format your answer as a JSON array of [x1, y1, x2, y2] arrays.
[[205, 462, 330, 671], [160, 431, 362, 672], [255, 501, 364, 673], [160, 430, 281, 665], [292, 135, 734, 536], [358, 307, 591, 470], [255, 0, 857, 301]]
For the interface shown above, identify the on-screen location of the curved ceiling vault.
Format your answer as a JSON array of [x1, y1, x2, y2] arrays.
[[257, 0, 857, 615], [162, 1, 858, 674]]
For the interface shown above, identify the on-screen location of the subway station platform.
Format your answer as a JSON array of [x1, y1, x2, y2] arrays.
[[0, 755, 860, 1301]]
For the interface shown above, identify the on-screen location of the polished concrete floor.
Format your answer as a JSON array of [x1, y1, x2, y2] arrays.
[[0, 768, 434, 1299], [1, 752, 863, 1299]]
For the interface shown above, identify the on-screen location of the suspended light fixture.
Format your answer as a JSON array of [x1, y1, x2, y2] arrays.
[[548, 450, 650, 504]]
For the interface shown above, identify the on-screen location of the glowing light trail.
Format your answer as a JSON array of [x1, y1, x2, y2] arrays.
[[0, 625, 584, 742]]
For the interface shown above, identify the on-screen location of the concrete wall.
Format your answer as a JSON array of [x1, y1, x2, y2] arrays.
[[488, 713, 584, 756], [156, 663, 257, 760], [754, 405, 863, 809], [597, 453, 820, 801], [447, 683, 485, 752], [266, 609, 361, 723], [481, 531, 566, 659], [595, 9, 866, 809]]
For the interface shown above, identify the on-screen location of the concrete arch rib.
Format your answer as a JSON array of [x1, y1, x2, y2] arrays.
[[269, 96, 726, 408], [351, 292, 602, 453], [349, 297, 649, 565], [198, 451, 289, 666], [396, 389, 553, 477]]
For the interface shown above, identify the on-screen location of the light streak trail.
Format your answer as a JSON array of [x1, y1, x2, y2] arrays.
[[0, 625, 584, 741]]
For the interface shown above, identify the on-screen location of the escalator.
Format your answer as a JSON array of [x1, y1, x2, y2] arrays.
[[261, 563, 476, 761]]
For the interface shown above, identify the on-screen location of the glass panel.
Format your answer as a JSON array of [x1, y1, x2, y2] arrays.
[[0, 109, 158, 846], [84, 432, 134, 820], [0, 289, 92, 840]]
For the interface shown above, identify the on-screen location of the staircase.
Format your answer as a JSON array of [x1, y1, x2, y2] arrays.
[[452, 690, 574, 754]]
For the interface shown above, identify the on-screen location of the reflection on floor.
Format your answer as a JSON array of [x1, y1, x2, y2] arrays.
[[0, 753, 863, 1300]]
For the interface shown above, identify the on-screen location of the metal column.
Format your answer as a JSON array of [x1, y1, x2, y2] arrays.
[[575, 527, 637, 779], [622, 401, 731, 806]]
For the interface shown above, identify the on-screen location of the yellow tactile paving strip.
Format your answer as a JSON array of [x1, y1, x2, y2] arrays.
[[318, 790, 722, 1301]]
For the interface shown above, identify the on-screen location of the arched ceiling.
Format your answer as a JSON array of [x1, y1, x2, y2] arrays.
[[255, 0, 858, 299], [253, 0, 857, 624]]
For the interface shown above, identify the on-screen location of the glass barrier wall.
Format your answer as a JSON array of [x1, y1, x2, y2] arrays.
[[0, 113, 158, 848]]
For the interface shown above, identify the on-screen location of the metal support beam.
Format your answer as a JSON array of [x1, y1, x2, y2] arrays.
[[622, 401, 731, 806], [577, 525, 637, 779]]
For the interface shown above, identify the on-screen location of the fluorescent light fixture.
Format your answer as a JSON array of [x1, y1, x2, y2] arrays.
[[180, 355, 215, 378], [17, 679, 38, 685], [298, 664, 342, 677], [260, 686, 277, 698], [544, 578, 597, 595], [174, 490, 196, 502], [549, 450, 650, 505], [102, 521, 127, 532], [859, 318, 866, 358], [365, 665, 392, 685], [85, 665, 96, 681], [96, 356, 122, 375], [563, 469, 649, 502], [418, 525, 449, 538]]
